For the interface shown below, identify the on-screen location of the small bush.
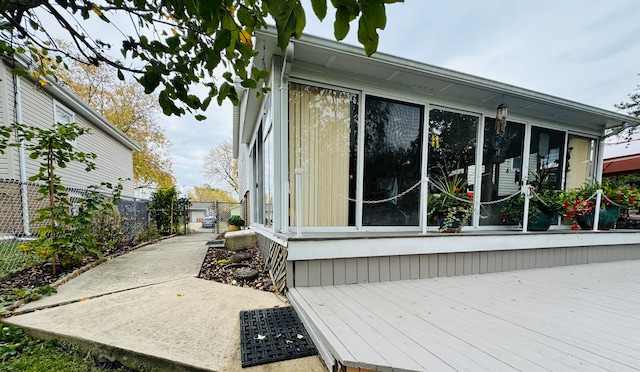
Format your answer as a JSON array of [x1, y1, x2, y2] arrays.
[[228, 216, 244, 226]]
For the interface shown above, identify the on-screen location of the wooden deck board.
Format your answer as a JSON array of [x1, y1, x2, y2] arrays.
[[397, 279, 640, 370], [373, 281, 595, 371], [289, 260, 640, 371]]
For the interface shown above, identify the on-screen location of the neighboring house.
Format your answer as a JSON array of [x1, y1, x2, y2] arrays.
[[189, 202, 215, 222], [0, 57, 140, 236], [603, 136, 640, 177], [234, 28, 640, 371]]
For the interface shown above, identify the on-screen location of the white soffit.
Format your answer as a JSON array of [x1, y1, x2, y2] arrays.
[[253, 28, 640, 133]]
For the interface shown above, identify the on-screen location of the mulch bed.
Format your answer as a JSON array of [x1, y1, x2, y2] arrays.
[[197, 233, 274, 292], [0, 242, 148, 292]]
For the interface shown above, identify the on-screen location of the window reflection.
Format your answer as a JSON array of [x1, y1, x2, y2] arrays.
[[363, 96, 423, 226], [529, 126, 566, 190], [427, 109, 478, 226], [480, 118, 525, 225]]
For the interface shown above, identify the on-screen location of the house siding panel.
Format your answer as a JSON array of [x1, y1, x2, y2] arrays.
[[15, 78, 135, 197], [333, 259, 346, 285], [345, 258, 357, 284], [285, 245, 640, 288], [379, 256, 390, 282], [368, 257, 380, 283]]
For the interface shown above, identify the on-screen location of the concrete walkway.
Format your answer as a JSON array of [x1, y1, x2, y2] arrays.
[[3, 233, 326, 372]]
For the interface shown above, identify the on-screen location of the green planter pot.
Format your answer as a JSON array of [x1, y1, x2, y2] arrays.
[[527, 209, 555, 231], [577, 207, 620, 230]]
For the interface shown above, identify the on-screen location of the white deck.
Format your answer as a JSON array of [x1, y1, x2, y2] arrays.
[[289, 260, 640, 371]]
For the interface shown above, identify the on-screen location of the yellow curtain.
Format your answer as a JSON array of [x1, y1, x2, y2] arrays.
[[566, 136, 593, 189], [289, 83, 351, 226]]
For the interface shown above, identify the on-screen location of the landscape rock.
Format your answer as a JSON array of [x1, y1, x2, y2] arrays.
[[225, 230, 257, 252], [233, 267, 259, 282], [230, 252, 251, 263]]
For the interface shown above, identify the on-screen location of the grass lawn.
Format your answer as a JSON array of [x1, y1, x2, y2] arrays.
[[0, 241, 42, 277], [1, 326, 133, 371]]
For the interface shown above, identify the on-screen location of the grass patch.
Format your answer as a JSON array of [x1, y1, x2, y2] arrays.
[[0, 325, 133, 371], [0, 241, 42, 277]]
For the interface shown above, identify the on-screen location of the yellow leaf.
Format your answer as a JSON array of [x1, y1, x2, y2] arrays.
[[92, 5, 103, 17], [171, 28, 178, 36], [38, 79, 47, 86], [176, 293, 183, 297], [78, 297, 88, 302], [31, 71, 40, 79], [240, 30, 253, 49]]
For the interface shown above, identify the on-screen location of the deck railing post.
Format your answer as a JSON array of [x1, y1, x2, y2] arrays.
[[593, 189, 602, 231], [422, 176, 429, 234], [522, 184, 531, 232], [295, 168, 303, 237]]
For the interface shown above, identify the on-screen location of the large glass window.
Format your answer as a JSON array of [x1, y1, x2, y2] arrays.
[[529, 126, 566, 190], [427, 108, 478, 226], [565, 135, 596, 190], [288, 83, 358, 227], [362, 96, 423, 226], [480, 118, 525, 225]]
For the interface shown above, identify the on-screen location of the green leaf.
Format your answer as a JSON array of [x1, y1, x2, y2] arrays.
[[311, 0, 327, 20], [166, 36, 180, 50], [217, 82, 231, 105], [265, 0, 305, 50], [214, 29, 232, 52], [195, 114, 207, 121], [117, 69, 124, 80], [237, 6, 256, 28], [334, 6, 352, 40]]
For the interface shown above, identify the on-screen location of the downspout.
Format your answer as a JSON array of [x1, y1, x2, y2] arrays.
[[14, 76, 30, 236], [232, 77, 246, 159]]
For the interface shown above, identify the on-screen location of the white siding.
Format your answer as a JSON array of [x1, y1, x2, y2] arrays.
[[4, 70, 135, 197], [0, 61, 18, 178]]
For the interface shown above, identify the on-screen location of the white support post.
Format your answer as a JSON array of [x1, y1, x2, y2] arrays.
[[593, 189, 602, 231], [295, 168, 302, 237], [522, 184, 531, 233], [422, 176, 429, 234]]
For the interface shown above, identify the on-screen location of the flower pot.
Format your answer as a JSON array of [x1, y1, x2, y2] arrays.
[[576, 207, 620, 230], [527, 209, 555, 231], [437, 215, 465, 233], [228, 224, 240, 232]]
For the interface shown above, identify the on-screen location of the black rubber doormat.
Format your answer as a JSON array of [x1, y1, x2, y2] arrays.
[[239, 306, 317, 368]]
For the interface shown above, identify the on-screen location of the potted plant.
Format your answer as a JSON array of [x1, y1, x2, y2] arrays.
[[427, 168, 474, 233], [560, 181, 639, 230], [227, 216, 245, 232], [500, 168, 562, 231]]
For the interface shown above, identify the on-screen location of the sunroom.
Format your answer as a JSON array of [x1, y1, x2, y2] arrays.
[[233, 28, 640, 291]]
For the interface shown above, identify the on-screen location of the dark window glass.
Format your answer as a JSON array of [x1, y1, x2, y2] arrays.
[[363, 96, 423, 226]]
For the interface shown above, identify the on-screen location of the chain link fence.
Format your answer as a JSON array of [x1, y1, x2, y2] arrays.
[[0, 178, 150, 276], [189, 201, 244, 234]]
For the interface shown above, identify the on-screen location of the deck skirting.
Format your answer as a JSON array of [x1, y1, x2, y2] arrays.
[[287, 245, 640, 287]]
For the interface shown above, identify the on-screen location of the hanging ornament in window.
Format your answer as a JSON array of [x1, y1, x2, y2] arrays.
[[495, 103, 508, 134], [431, 134, 440, 148]]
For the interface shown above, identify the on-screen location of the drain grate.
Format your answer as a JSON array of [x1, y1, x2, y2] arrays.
[[239, 306, 317, 368]]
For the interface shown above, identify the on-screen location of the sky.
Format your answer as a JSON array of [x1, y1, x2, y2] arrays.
[[39, 1, 640, 192]]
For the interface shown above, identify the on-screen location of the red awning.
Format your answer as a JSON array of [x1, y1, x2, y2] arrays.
[[603, 155, 640, 175]]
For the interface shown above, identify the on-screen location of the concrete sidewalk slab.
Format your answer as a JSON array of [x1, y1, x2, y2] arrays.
[[4, 233, 326, 371], [20, 234, 211, 311]]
